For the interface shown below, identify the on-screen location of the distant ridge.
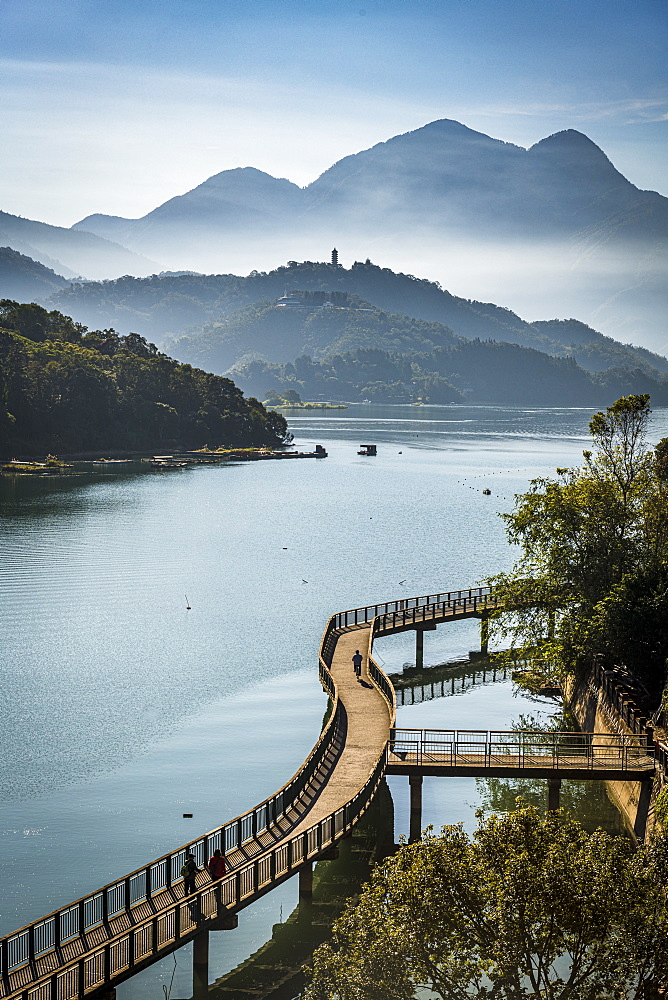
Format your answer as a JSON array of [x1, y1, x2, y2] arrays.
[[49, 260, 668, 379], [0, 247, 69, 301], [0, 210, 161, 280], [73, 119, 665, 247], [68, 119, 668, 350]]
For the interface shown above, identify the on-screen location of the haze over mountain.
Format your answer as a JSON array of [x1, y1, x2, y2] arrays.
[[0, 247, 70, 301], [71, 120, 668, 353], [0, 210, 160, 281], [49, 260, 668, 379]]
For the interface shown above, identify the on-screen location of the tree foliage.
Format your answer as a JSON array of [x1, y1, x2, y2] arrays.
[[488, 395, 668, 704], [0, 300, 288, 455], [305, 805, 668, 1000]]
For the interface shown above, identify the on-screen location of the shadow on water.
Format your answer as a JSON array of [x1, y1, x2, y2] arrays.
[[390, 655, 512, 707], [205, 780, 395, 1000], [393, 657, 628, 836], [201, 662, 626, 1000]]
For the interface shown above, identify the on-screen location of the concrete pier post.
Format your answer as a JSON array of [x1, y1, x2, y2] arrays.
[[547, 777, 561, 811], [409, 774, 423, 843], [415, 629, 424, 671], [192, 930, 209, 1000], [414, 624, 436, 670], [633, 777, 654, 842], [480, 615, 489, 656], [299, 863, 313, 902], [299, 863, 313, 925]]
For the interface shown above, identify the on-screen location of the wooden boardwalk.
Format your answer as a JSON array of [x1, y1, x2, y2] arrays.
[[0, 586, 657, 1000], [292, 626, 391, 836]]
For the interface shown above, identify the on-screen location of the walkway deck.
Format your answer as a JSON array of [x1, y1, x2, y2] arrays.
[[292, 626, 391, 835], [0, 585, 657, 1000]]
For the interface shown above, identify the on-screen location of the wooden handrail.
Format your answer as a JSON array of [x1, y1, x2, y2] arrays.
[[3, 584, 660, 1000]]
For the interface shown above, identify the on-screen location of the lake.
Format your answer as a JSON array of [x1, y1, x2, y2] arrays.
[[2, 404, 666, 998]]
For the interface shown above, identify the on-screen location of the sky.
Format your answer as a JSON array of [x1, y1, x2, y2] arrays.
[[1, 0, 667, 227]]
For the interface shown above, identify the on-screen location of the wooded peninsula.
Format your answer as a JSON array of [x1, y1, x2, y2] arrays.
[[0, 300, 289, 457]]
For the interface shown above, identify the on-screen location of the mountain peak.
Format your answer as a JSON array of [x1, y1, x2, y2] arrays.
[[528, 128, 631, 186], [530, 129, 613, 162]]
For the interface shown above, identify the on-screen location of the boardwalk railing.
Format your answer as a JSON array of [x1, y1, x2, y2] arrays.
[[4, 585, 663, 1000], [390, 728, 656, 772], [0, 597, 391, 1000], [333, 586, 496, 631]]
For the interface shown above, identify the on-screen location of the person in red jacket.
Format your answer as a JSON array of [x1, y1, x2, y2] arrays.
[[208, 848, 227, 879]]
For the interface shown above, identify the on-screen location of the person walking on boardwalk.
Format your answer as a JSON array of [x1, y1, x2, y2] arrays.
[[208, 848, 227, 880], [181, 852, 199, 895], [352, 649, 363, 678]]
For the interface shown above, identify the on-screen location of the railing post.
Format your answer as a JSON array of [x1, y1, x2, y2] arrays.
[[128, 924, 135, 968], [77, 957, 86, 999], [124, 877, 132, 914], [1, 938, 10, 994], [165, 855, 172, 890], [53, 912, 61, 960], [78, 900, 86, 942], [28, 924, 36, 974], [236, 818, 242, 849], [145, 867, 151, 902]]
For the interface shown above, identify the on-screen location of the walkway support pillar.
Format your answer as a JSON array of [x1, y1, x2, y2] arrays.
[[409, 774, 423, 843], [414, 623, 436, 671], [480, 615, 489, 656], [299, 863, 313, 925], [299, 863, 313, 902], [192, 929, 209, 1000], [633, 777, 654, 842], [415, 630, 424, 671], [547, 777, 561, 811]]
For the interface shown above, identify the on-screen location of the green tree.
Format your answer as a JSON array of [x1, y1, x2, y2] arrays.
[[305, 805, 668, 1000], [488, 395, 668, 703]]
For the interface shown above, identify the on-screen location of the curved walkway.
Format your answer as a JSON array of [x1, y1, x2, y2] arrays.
[[3, 584, 651, 1000], [292, 626, 390, 835]]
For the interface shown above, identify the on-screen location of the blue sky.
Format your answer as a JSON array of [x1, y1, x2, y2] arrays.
[[1, 0, 666, 225]]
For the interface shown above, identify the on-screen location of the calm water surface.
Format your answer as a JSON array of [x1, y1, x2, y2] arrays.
[[2, 404, 666, 997]]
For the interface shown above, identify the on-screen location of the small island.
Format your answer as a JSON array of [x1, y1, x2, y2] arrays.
[[263, 390, 347, 410]]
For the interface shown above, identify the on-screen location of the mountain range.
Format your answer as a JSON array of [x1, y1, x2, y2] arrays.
[[76, 121, 668, 249], [0, 210, 159, 281], [47, 260, 668, 377], [65, 119, 668, 352]]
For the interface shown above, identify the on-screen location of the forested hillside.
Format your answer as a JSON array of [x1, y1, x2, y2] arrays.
[[168, 296, 464, 373], [228, 344, 668, 407], [50, 261, 668, 377], [0, 247, 70, 301], [0, 301, 288, 457]]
